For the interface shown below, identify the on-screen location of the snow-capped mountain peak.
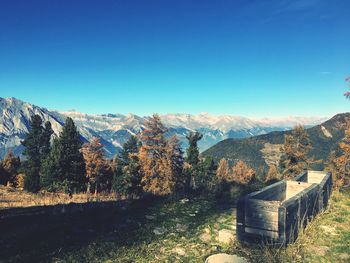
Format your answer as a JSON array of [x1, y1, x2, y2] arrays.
[[0, 97, 327, 158]]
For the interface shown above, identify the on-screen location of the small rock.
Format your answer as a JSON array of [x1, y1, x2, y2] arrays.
[[217, 229, 235, 244], [180, 198, 189, 204], [320, 225, 337, 236], [226, 224, 236, 230], [205, 253, 248, 263], [146, 215, 156, 220], [204, 227, 211, 234], [172, 247, 186, 256], [309, 245, 329, 257], [153, 227, 166, 235], [199, 232, 211, 243], [189, 213, 196, 217], [176, 223, 188, 232], [218, 217, 227, 223]]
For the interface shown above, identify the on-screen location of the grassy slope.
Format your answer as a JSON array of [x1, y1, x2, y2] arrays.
[[48, 190, 350, 263]]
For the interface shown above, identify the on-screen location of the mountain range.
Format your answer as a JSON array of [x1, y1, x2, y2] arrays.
[[202, 112, 349, 175], [0, 97, 327, 159]]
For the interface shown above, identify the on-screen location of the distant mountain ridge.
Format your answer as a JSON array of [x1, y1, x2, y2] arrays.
[[0, 97, 327, 158], [202, 112, 350, 174]]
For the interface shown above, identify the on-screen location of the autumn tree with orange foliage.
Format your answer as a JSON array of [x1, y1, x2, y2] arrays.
[[279, 125, 313, 179], [326, 120, 350, 188], [231, 160, 255, 185], [264, 165, 280, 183], [216, 158, 230, 182], [81, 137, 111, 195], [138, 114, 183, 196], [0, 151, 21, 186]]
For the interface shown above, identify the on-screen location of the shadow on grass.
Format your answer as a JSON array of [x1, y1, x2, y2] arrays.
[[0, 194, 237, 263]]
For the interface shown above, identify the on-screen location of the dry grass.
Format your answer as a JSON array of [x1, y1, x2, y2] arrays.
[[0, 185, 118, 209]]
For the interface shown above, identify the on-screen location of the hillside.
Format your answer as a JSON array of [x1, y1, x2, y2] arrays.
[[202, 113, 350, 173], [0, 97, 326, 158], [2, 187, 348, 262]]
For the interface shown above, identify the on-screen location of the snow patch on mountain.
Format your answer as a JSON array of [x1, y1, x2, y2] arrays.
[[0, 97, 328, 158]]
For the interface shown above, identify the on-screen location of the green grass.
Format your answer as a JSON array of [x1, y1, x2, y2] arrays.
[[260, 190, 350, 263], [49, 190, 350, 263], [3, 190, 349, 262]]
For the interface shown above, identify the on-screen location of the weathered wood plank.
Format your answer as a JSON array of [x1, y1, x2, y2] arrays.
[[252, 181, 286, 201], [245, 227, 279, 239], [245, 217, 278, 231], [245, 199, 280, 212]]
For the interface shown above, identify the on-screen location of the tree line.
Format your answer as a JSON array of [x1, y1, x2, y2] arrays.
[[1, 114, 348, 198], [0, 114, 256, 198]]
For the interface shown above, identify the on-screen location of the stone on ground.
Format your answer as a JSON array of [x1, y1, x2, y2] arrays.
[[205, 253, 248, 263], [172, 247, 186, 256], [176, 223, 188, 232], [217, 229, 235, 244], [180, 198, 189, 204], [153, 227, 166, 235], [199, 232, 211, 243]]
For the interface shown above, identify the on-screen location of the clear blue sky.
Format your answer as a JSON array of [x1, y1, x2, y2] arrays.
[[0, 0, 349, 117]]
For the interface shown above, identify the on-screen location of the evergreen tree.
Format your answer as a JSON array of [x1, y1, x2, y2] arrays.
[[22, 115, 44, 192], [112, 159, 131, 198], [1, 151, 21, 186], [0, 162, 7, 186], [41, 117, 86, 193], [112, 135, 141, 198], [279, 125, 313, 179], [42, 121, 54, 157], [184, 132, 203, 190], [166, 136, 184, 192], [41, 137, 62, 191], [195, 156, 218, 193], [119, 135, 139, 164], [58, 117, 86, 192], [185, 132, 203, 166]]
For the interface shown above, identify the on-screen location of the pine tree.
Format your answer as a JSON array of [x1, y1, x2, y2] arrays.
[[41, 137, 62, 191], [195, 156, 218, 193], [232, 160, 255, 185], [112, 135, 141, 198], [1, 151, 21, 186], [166, 136, 184, 192], [22, 115, 44, 192], [138, 114, 178, 196], [42, 121, 54, 157], [185, 132, 203, 166], [58, 117, 86, 192], [184, 132, 203, 190], [41, 117, 86, 193], [119, 135, 139, 164], [0, 162, 7, 186], [81, 137, 110, 195], [279, 125, 313, 179]]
